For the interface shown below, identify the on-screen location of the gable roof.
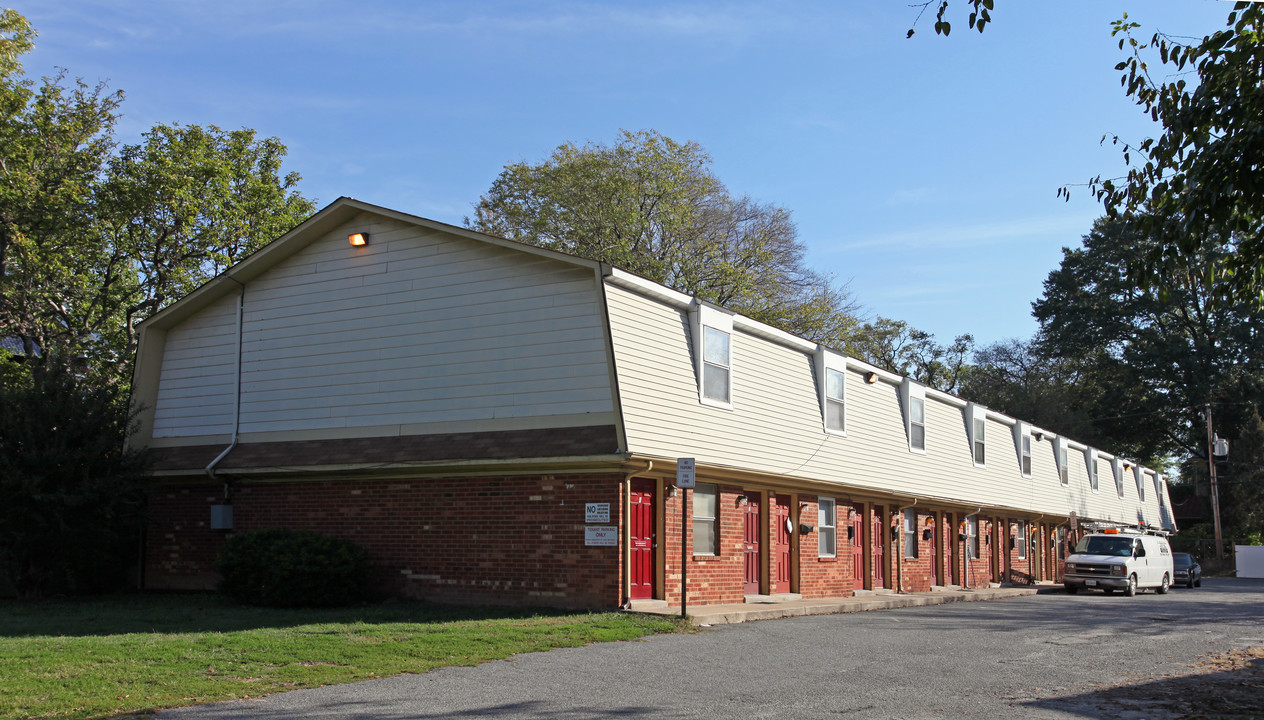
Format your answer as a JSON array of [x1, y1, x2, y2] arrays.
[[138, 197, 603, 332]]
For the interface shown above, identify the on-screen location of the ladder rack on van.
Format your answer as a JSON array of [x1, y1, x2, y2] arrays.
[[1079, 521, 1171, 537]]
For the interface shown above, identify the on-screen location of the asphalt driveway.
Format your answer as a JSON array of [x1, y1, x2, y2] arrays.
[[159, 577, 1264, 720]]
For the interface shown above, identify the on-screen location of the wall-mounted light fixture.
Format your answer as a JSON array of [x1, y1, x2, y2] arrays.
[[348, 232, 369, 247], [1033, 432, 1043, 442], [667, 485, 678, 498], [1123, 462, 1132, 471], [864, 371, 879, 384], [736, 495, 748, 507]]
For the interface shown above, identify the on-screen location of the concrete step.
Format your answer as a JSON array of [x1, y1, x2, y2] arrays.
[[745, 593, 803, 604]]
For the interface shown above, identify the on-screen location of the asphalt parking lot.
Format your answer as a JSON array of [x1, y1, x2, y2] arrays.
[[160, 577, 1264, 720]]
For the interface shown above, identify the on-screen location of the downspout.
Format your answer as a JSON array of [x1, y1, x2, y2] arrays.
[[962, 507, 982, 589], [894, 499, 919, 594], [621, 460, 654, 607], [205, 279, 246, 496]]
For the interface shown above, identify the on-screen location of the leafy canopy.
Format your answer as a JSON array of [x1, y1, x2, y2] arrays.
[[0, 10, 314, 381], [470, 129, 859, 346]]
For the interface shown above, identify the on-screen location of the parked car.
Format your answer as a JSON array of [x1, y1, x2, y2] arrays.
[[1172, 552, 1202, 588], [1063, 530, 1174, 596]]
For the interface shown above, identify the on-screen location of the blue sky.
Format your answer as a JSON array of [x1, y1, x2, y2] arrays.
[[17, 1, 1234, 349]]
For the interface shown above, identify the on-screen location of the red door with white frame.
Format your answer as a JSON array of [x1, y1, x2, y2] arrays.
[[872, 509, 885, 589], [629, 479, 655, 599], [851, 504, 865, 589], [774, 495, 792, 593], [743, 493, 760, 594]]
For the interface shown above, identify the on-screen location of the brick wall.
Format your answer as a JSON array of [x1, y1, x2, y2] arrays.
[[145, 473, 624, 608], [797, 496, 854, 599]]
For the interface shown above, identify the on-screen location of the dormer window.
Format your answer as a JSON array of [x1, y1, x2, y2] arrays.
[[902, 380, 927, 453], [815, 349, 847, 435], [702, 327, 730, 403], [1055, 437, 1069, 486], [1087, 450, 1100, 493], [967, 403, 986, 466], [1112, 458, 1125, 499], [1021, 433, 1032, 475], [690, 302, 734, 409], [1134, 465, 1145, 502]]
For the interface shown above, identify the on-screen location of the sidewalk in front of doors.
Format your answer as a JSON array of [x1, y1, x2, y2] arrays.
[[627, 583, 1060, 626]]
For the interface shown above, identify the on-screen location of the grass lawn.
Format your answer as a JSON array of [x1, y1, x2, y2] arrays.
[[0, 594, 689, 719]]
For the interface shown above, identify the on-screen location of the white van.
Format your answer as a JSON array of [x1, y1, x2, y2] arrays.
[[1063, 530, 1174, 596]]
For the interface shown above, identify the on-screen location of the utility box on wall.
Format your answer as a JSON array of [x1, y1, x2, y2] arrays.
[[210, 505, 234, 530]]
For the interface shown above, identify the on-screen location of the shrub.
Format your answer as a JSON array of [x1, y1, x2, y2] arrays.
[[216, 528, 371, 607]]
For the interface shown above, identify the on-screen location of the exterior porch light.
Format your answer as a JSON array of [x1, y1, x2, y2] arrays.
[[863, 371, 879, 384], [348, 232, 369, 247]]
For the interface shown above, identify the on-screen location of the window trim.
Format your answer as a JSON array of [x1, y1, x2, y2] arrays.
[[902, 379, 927, 454], [1017, 424, 1032, 477], [1134, 465, 1145, 502], [1087, 449, 1100, 493], [1016, 520, 1027, 560], [690, 303, 734, 410], [904, 509, 919, 558], [967, 403, 987, 467], [692, 482, 719, 556], [818, 498, 837, 558], [815, 349, 847, 436], [1056, 437, 1069, 486], [966, 516, 979, 560], [1112, 457, 1126, 499]]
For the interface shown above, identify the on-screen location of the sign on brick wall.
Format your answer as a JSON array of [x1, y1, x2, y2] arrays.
[[585, 502, 610, 523], [585, 526, 618, 546]]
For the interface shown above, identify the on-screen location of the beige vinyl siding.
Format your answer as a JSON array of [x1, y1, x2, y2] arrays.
[[152, 293, 239, 437], [152, 213, 613, 438], [607, 283, 1150, 518]]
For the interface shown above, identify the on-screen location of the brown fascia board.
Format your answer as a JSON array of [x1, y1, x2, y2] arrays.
[[138, 197, 603, 332]]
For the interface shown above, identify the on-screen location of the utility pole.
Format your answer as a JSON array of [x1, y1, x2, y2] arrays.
[[1205, 404, 1224, 561]]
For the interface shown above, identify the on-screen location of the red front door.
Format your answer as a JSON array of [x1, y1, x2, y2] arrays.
[[872, 509, 885, 589], [743, 493, 761, 594], [629, 479, 655, 599], [774, 495, 792, 593], [851, 504, 865, 589], [929, 516, 939, 586]]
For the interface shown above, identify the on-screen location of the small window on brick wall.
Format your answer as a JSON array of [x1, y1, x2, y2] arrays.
[[904, 509, 919, 558], [693, 483, 718, 556], [1016, 521, 1027, 560], [819, 498, 837, 558]]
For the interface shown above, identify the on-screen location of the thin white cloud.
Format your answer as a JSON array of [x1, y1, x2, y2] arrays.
[[831, 213, 1097, 253]]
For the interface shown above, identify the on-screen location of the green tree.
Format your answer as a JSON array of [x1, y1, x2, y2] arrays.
[[848, 316, 973, 393], [0, 359, 147, 597], [1220, 409, 1264, 542], [1016, 215, 1264, 462], [469, 129, 859, 345], [0, 11, 314, 380], [1080, 3, 1264, 307]]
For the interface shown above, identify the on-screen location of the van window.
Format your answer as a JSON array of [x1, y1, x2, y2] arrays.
[[1134, 540, 1146, 557], [1074, 536, 1134, 556]]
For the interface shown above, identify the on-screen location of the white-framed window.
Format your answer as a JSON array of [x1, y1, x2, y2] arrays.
[[1056, 437, 1069, 486], [818, 498, 837, 558], [1135, 465, 1145, 502], [1016, 520, 1027, 560], [967, 403, 987, 466], [1021, 433, 1032, 476], [691, 303, 734, 409], [966, 516, 979, 560], [692, 482, 718, 556], [904, 509, 919, 558], [902, 379, 927, 453], [1087, 450, 1100, 493], [1112, 457, 1125, 499], [816, 349, 847, 435], [702, 327, 730, 404]]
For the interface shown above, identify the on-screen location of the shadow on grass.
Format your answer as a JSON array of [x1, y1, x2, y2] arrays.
[[0, 592, 593, 638]]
